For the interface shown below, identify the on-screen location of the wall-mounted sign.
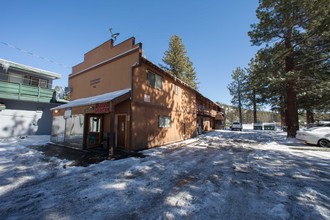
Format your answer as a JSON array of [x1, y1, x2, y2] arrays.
[[95, 103, 110, 114], [84, 106, 94, 114], [64, 108, 72, 119], [90, 78, 101, 87], [144, 94, 150, 103]]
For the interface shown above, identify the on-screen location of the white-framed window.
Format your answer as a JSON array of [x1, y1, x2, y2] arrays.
[[159, 116, 171, 128], [148, 71, 162, 90], [30, 77, 48, 88], [174, 84, 179, 95], [39, 79, 48, 88]]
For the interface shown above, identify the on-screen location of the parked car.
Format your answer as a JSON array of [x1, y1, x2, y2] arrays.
[[296, 127, 330, 148], [307, 121, 330, 128], [230, 121, 242, 131], [253, 123, 263, 130]]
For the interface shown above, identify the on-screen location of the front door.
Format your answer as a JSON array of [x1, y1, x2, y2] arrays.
[[86, 114, 103, 148], [116, 115, 126, 148]]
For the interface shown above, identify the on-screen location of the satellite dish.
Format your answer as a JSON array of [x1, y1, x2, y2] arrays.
[[109, 28, 120, 42]]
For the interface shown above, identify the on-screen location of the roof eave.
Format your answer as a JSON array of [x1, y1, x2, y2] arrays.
[[0, 58, 62, 79]]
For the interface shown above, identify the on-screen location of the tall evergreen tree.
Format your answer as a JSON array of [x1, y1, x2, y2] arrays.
[[248, 0, 329, 137], [248, 46, 287, 125], [227, 67, 248, 124], [246, 58, 263, 123], [161, 35, 199, 90]]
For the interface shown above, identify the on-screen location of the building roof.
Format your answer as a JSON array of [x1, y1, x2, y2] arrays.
[[0, 58, 61, 79], [51, 88, 131, 110], [141, 57, 219, 107]]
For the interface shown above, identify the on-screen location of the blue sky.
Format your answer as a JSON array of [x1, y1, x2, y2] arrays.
[[0, 0, 259, 105]]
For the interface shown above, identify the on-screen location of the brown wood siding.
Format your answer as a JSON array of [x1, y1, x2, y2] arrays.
[[69, 52, 139, 100], [130, 62, 197, 150], [72, 38, 139, 74], [115, 99, 130, 114], [69, 38, 140, 100], [103, 113, 111, 135]]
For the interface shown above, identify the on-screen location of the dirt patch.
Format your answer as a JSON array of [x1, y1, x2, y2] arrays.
[[28, 144, 146, 167], [175, 176, 196, 187]]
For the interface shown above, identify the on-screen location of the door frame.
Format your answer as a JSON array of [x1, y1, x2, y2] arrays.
[[84, 114, 104, 149], [115, 114, 127, 148]]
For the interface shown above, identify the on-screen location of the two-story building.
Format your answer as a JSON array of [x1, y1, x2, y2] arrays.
[[196, 93, 225, 133], [0, 58, 66, 137], [51, 37, 223, 151]]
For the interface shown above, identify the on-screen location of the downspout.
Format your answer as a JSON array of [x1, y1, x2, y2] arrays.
[[129, 42, 143, 152]]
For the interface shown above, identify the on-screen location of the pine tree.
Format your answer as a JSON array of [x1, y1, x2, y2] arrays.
[[246, 58, 263, 124], [161, 35, 199, 90], [248, 0, 330, 137], [227, 67, 248, 124], [296, 34, 330, 123], [246, 46, 287, 125]]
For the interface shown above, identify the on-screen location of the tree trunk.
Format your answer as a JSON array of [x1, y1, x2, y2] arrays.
[[285, 80, 299, 137], [238, 98, 243, 124], [253, 89, 257, 123], [306, 109, 314, 124], [284, 32, 299, 138], [238, 81, 243, 124]]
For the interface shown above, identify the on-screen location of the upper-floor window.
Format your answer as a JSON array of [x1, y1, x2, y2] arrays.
[[147, 71, 162, 90], [0, 70, 50, 89], [31, 77, 49, 88], [159, 116, 171, 128]]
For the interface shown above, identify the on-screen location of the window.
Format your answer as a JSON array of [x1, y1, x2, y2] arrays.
[[159, 116, 171, 128], [147, 72, 155, 87], [23, 76, 30, 85], [147, 71, 162, 90], [174, 84, 179, 95], [39, 79, 48, 88], [30, 77, 48, 88], [8, 73, 23, 84], [89, 116, 101, 132], [30, 77, 39, 87]]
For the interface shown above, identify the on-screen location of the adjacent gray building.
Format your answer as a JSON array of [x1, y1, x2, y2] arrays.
[[0, 58, 67, 138]]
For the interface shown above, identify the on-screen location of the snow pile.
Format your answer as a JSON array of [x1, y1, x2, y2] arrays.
[[0, 131, 330, 219]]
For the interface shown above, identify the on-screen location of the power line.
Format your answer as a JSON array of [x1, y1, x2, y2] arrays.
[[0, 41, 70, 69]]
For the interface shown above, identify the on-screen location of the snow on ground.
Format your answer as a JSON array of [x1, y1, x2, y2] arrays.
[[1, 130, 330, 219]]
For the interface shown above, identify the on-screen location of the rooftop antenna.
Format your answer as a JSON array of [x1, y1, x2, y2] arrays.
[[109, 28, 120, 42]]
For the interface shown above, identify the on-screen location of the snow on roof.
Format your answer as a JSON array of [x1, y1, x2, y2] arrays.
[[0, 58, 61, 79], [51, 88, 131, 110]]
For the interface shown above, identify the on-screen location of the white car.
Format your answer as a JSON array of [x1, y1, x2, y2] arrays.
[[230, 121, 242, 131], [296, 127, 330, 148]]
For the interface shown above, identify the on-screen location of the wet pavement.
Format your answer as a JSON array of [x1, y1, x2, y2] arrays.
[[28, 144, 146, 167]]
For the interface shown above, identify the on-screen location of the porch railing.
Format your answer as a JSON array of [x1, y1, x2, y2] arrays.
[[0, 80, 54, 103], [197, 108, 221, 118]]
